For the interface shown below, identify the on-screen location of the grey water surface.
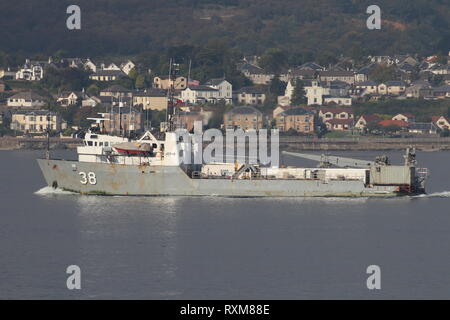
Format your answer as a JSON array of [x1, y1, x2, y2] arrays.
[[1, 149, 450, 299]]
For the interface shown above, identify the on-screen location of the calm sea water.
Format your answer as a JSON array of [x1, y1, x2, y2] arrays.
[[1, 149, 450, 299]]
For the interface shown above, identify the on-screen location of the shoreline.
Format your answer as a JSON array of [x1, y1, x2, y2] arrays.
[[1, 136, 450, 152]]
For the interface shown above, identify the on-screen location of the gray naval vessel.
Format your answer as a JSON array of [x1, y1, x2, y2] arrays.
[[37, 60, 428, 197], [37, 130, 427, 197]]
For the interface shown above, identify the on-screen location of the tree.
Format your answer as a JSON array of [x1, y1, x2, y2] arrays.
[[86, 84, 100, 96], [369, 65, 400, 83], [135, 75, 146, 89], [259, 48, 287, 74], [291, 80, 307, 105], [268, 76, 286, 96], [436, 55, 448, 65]]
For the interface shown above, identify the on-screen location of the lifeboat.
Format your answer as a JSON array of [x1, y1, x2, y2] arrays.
[[113, 142, 153, 155]]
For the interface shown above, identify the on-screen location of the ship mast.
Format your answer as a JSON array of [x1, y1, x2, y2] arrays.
[[165, 58, 180, 132]]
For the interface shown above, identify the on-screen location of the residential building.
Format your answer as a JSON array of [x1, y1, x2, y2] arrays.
[[239, 64, 274, 85], [81, 96, 102, 108], [234, 87, 266, 105], [406, 81, 431, 98], [204, 78, 233, 103], [280, 68, 316, 82], [84, 59, 97, 73], [153, 76, 187, 90], [431, 85, 450, 99], [275, 107, 315, 133], [273, 105, 294, 119], [133, 89, 168, 111], [305, 81, 328, 105], [10, 110, 66, 133], [100, 85, 133, 98], [356, 81, 378, 94], [16, 60, 44, 81], [325, 118, 354, 131], [408, 123, 437, 135], [378, 81, 407, 96], [120, 60, 136, 75], [57, 91, 85, 107], [298, 62, 325, 71], [432, 116, 450, 130], [277, 81, 295, 106], [318, 107, 354, 122], [392, 113, 415, 123], [7, 91, 46, 108], [354, 65, 372, 83], [430, 65, 450, 75], [223, 106, 264, 130], [355, 115, 382, 131], [181, 86, 220, 104], [318, 70, 355, 85], [89, 70, 127, 82], [0, 68, 16, 80], [323, 96, 352, 106], [304, 81, 351, 106], [378, 120, 409, 129]]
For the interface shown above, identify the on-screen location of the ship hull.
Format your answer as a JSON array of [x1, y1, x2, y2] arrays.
[[37, 159, 412, 197]]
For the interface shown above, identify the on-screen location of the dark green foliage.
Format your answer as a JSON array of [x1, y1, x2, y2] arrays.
[[40, 67, 91, 93], [368, 65, 400, 83], [354, 99, 450, 122], [0, 0, 449, 58], [259, 49, 288, 74], [291, 80, 307, 105]]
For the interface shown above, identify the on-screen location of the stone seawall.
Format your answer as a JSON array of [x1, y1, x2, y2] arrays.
[[279, 137, 450, 152], [2, 136, 450, 152], [0, 137, 82, 150]]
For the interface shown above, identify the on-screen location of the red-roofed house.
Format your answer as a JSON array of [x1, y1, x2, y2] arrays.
[[432, 116, 450, 130], [325, 118, 354, 131], [378, 120, 409, 128]]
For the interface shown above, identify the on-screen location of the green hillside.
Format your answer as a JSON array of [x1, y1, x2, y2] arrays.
[[0, 0, 449, 58]]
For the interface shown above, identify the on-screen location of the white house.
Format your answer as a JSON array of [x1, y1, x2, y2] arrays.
[[204, 79, 233, 104], [277, 80, 295, 106], [103, 63, 121, 71], [120, 60, 136, 76], [57, 91, 85, 107], [7, 91, 46, 108], [16, 60, 44, 81], [84, 59, 97, 72], [305, 81, 330, 105], [392, 113, 415, 123], [181, 86, 220, 104], [82, 96, 102, 107], [432, 116, 450, 130]]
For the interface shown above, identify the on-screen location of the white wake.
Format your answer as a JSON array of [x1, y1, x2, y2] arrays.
[[34, 186, 76, 195], [412, 191, 450, 199]]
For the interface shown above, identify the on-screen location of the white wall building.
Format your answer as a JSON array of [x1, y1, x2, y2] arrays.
[[305, 81, 330, 105], [181, 86, 220, 104], [16, 61, 44, 81], [204, 79, 233, 103], [277, 80, 295, 106], [7, 91, 46, 108]]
